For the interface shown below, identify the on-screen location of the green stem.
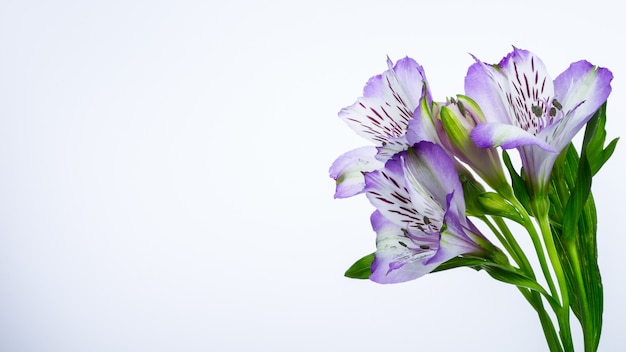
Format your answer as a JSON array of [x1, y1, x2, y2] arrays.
[[527, 289, 565, 352], [479, 216, 520, 267], [566, 240, 595, 352], [535, 199, 574, 352], [509, 200, 560, 308], [498, 185, 572, 350], [481, 208, 562, 351], [491, 216, 535, 279]]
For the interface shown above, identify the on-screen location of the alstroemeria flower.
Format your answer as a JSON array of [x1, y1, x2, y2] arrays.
[[466, 47, 612, 195], [329, 57, 431, 198], [364, 141, 496, 283]]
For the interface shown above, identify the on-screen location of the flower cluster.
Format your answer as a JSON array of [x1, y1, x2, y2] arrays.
[[330, 47, 615, 352]]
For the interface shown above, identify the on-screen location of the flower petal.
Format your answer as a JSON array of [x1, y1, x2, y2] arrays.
[[425, 193, 484, 265], [375, 135, 411, 162], [339, 57, 428, 144], [472, 122, 557, 152], [369, 211, 438, 284], [329, 146, 384, 199], [549, 60, 613, 151], [364, 153, 442, 233], [405, 92, 441, 145], [403, 142, 465, 216], [464, 60, 512, 125], [518, 144, 558, 192]]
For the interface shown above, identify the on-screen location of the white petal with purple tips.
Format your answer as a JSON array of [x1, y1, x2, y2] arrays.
[[329, 146, 384, 199], [338, 57, 428, 145]]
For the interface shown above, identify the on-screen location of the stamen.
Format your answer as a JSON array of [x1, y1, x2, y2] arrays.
[[531, 105, 543, 117], [457, 100, 466, 117], [550, 107, 557, 117]]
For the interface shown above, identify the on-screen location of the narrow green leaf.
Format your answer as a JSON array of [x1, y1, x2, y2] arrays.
[[481, 264, 559, 309], [561, 148, 591, 241], [430, 256, 487, 273], [590, 137, 618, 175], [582, 102, 619, 176], [502, 150, 532, 214], [581, 196, 603, 350], [344, 253, 375, 279], [547, 103, 613, 351], [584, 102, 606, 156]]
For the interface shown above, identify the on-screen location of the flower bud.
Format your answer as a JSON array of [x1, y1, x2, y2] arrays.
[[478, 192, 522, 223], [438, 95, 508, 191]]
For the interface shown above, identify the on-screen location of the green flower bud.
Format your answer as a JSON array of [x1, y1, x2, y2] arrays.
[[438, 95, 508, 192], [478, 192, 523, 223]]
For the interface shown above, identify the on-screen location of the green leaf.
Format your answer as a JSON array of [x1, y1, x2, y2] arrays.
[[502, 150, 532, 214], [430, 256, 487, 273], [561, 147, 591, 241], [481, 264, 559, 309], [590, 137, 618, 175], [547, 103, 614, 351], [344, 253, 375, 279], [579, 196, 603, 350], [583, 102, 619, 175]]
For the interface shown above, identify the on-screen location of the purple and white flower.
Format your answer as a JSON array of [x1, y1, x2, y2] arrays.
[[330, 57, 431, 198], [466, 47, 613, 195], [365, 141, 495, 283]]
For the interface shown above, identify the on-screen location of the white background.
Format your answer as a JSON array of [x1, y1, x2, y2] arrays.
[[1, 1, 624, 351]]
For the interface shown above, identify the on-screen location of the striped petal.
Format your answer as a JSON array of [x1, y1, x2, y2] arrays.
[[365, 152, 442, 234], [339, 57, 429, 144], [369, 211, 439, 284], [466, 48, 556, 137]]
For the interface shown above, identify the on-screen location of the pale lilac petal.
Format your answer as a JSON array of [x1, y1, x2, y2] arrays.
[[338, 57, 428, 144], [554, 60, 613, 115], [405, 94, 441, 145], [369, 211, 438, 284], [519, 144, 559, 192], [403, 142, 465, 216], [425, 193, 483, 265], [464, 61, 512, 125], [391, 57, 431, 107], [472, 122, 557, 152], [549, 61, 613, 151], [329, 146, 384, 199]]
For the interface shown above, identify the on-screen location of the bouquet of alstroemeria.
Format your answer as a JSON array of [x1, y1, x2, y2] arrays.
[[329, 47, 616, 352]]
